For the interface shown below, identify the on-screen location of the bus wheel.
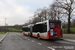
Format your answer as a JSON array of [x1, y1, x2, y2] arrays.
[[29, 33, 32, 37], [29, 33, 31, 37], [23, 34, 25, 36], [38, 34, 40, 40]]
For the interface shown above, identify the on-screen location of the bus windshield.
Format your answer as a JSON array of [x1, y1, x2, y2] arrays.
[[49, 22, 61, 29], [22, 27, 30, 32]]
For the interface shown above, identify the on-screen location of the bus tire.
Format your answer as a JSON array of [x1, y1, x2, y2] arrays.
[[24, 34, 25, 36], [29, 33, 32, 37], [29, 33, 31, 37], [23, 34, 25, 36], [37, 34, 40, 40]]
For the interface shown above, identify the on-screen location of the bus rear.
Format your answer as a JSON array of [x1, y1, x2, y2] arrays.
[[47, 20, 62, 39]]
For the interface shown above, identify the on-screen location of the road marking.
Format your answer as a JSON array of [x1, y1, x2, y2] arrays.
[[56, 41, 75, 45], [37, 43, 42, 45], [13, 34, 15, 35], [19, 34, 20, 35], [17, 34, 18, 35], [64, 39, 75, 42], [32, 40, 35, 42], [25, 37, 27, 39], [47, 46, 55, 50], [10, 34, 12, 35], [28, 39, 30, 40], [9, 34, 10, 35]]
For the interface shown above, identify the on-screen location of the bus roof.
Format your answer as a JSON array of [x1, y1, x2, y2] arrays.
[[35, 20, 61, 25], [36, 20, 48, 25], [22, 26, 28, 28], [28, 24, 34, 27], [23, 20, 61, 27], [49, 20, 61, 22]]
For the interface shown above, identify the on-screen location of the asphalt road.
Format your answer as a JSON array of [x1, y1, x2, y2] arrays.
[[0, 32, 75, 50]]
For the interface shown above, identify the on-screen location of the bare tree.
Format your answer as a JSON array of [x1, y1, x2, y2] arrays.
[[41, 7, 48, 20], [32, 17, 40, 24], [54, 6, 63, 20], [55, 0, 75, 33], [48, 2, 64, 20], [34, 7, 48, 22], [48, 4, 57, 20], [47, 5, 53, 20], [34, 9, 43, 22]]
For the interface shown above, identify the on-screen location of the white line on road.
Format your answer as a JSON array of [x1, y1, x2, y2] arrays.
[[13, 34, 15, 35], [56, 41, 75, 45], [37, 43, 42, 45], [32, 40, 35, 42], [64, 39, 75, 42], [19, 34, 21, 35], [47, 46, 55, 50], [28, 39, 30, 40], [25, 37, 27, 39]]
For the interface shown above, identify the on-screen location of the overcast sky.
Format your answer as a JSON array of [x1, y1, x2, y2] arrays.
[[0, 0, 54, 26]]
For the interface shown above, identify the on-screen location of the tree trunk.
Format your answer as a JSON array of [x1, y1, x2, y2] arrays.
[[52, 17, 53, 20], [58, 17, 59, 20], [40, 17, 41, 22], [67, 13, 70, 33], [45, 15, 46, 20]]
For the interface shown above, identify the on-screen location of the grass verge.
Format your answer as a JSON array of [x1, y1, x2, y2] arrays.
[[0, 32, 6, 34], [8, 28, 22, 31], [62, 27, 75, 33]]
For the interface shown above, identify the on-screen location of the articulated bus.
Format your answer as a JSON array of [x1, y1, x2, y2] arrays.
[[22, 20, 62, 39]]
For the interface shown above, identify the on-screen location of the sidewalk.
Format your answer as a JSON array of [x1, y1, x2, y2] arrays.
[[63, 34, 75, 42], [0, 34, 5, 40], [0, 33, 8, 42], [63, 34, 75, 40]]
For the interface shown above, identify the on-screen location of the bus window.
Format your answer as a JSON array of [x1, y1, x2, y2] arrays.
[[33, 24, 43, 32], [33, 24, 47, 33], [42, 23, 47, 32]]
